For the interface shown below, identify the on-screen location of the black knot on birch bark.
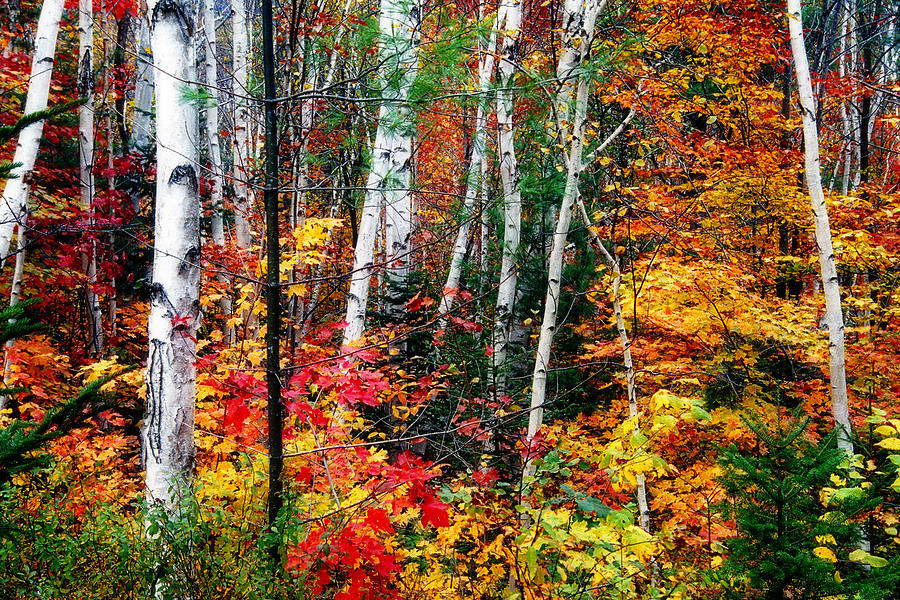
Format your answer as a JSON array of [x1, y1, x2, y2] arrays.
[[181, 245, 200, 270], [169, 164, 198, 193], [148, 282, 165, 303], [152, 0, 194, 39], [77, 51, 93, 98]]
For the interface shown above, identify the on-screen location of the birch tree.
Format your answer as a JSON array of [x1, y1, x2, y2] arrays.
[[525, 0, 604, 475], [142, 0, 201, 515], [573, 112, 647, 534], [342, 0, 421, 346], [787, 0, 853, 454], [203, 0, 225, 248], [492, 0, 523, 397], [0, 0, 65, 271], [78, 0, 103, 354], [132, 15, 154, 159], [232, 0, 252, 250]]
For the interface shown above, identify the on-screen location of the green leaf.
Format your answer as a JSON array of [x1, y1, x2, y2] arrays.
[[848, 549, 888, 568], [690, 405, 712, 422], [830, 487, 864, 503], [575, 495, 612, 518]]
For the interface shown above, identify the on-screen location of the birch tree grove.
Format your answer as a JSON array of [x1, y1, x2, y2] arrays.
[[0, 0, 64, 270], [6, 0, 900, 596], [141, 0, 201, 514]]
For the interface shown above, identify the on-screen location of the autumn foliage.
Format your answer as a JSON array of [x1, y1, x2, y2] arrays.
[[1, 0, 900, 599]]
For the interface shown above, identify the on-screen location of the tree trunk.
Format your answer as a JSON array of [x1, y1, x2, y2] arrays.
[[0, 0, 65, 271], [79, 0, 103, 355], [232, 0, 252, 250], [203, 0, 224, 248], [526, 0, 604, 476], [142, 0, 200, 519], [342, 0, 421, 347], [2, 230, 26, 395], [787, 0, 853, 454], [492, 0, 523, 397], [132, 15, 154, 161], [202, 0, 234, 344]]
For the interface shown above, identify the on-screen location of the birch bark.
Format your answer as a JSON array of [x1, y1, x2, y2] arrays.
[[0, 0, 65, 271], [142, 0, 201, 514], [787, 0, 853, 454], [232, 0, 251, 250], [342, 0, 420, 346], [492, 0, 522, 397], [203, 0, 224, 247], [133, 15, 154, 158], [79, 0, 103, 355], [526, 0, 603, 476]]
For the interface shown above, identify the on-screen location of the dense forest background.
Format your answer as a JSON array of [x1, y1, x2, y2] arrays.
[[1, 0, 899, 598]]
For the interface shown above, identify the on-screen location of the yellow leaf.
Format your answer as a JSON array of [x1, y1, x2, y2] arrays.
[[814, 546, 837, 563], [876, 437, 900, 450]]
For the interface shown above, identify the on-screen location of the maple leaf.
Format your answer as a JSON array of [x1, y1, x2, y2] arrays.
[[420, 494, 450, 528], [365, 507, 393, 533], [223, 397, 251, 434], [472, 468, 499, 487]]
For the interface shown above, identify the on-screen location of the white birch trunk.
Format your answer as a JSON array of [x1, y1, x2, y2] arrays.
[[342, 0, 420, 346], [526, 0, 602, 476], [492, 0, 522, 397], [203, 0, 234, 345], [526, 80, 589, 475], [142, 0, 201, 515], [203, 0, 224, 247], [479, 151, 489, 291], [232, 0, 251, 250], [838, 1, 852, 196], [79, 0, 103, 355], [0, 0, 64, 271], [1, 230, 26, 396], [437, 23, 498, 328], [133, 15, 154, 158], [849, 6, 862, 190], [788, 0, 853, 454], [554, 0, 606, 130]]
